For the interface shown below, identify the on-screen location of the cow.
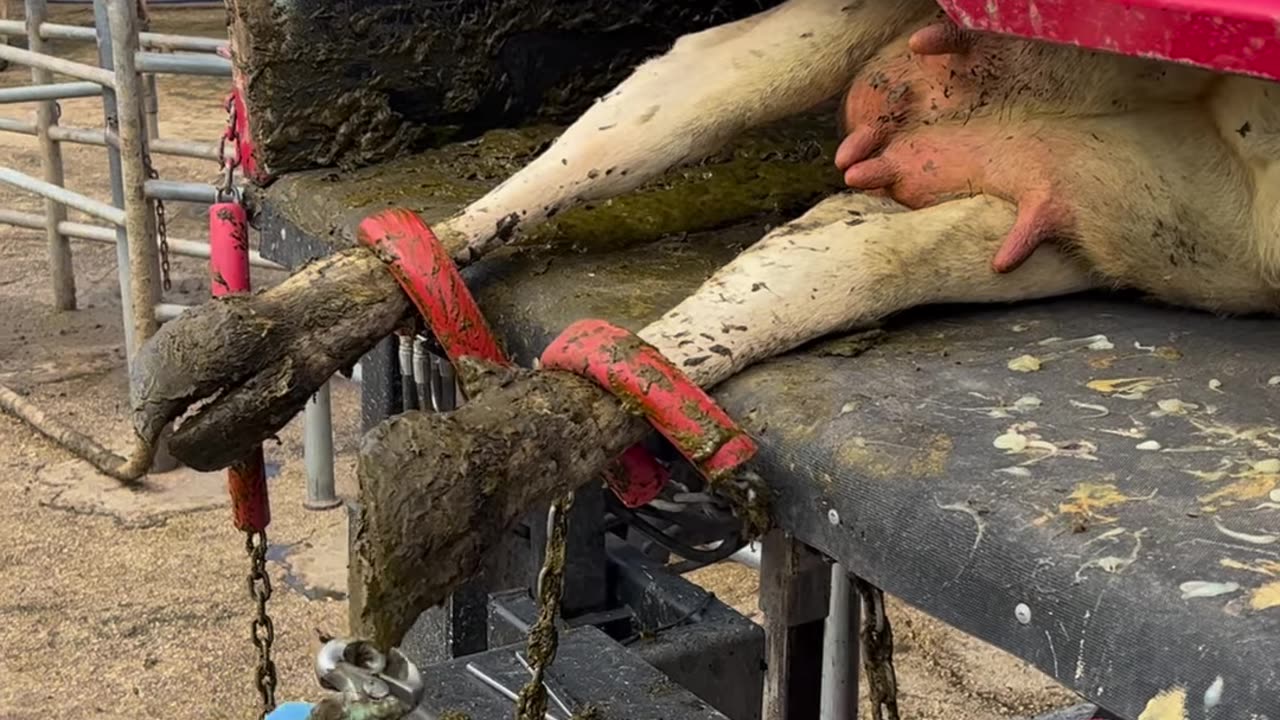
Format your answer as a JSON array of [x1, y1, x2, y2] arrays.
[[425, 0, 1278, 395]]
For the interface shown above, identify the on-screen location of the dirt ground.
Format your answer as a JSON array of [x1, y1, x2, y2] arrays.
[[0, 6, 1077, 719]]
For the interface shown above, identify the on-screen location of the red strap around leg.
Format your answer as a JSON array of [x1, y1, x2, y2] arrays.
[[357, 208, 507, 366], [541, 320, 757, 482], [355, 208, 671, 506]]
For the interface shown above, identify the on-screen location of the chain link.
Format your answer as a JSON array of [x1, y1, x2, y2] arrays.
[[216, 94, 274, 720], [143, 157, 170, 292], [854, 576, 900, 720], [516, 494, 574, 720], [246, 530, 278, 718], [219, 93, 241, 202]]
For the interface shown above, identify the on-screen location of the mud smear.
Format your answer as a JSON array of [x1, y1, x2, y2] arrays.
[[261, 110, 844, 260], [229, 0, 788, 174]]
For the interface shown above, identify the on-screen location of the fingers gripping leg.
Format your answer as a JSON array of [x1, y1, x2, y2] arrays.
[[638, 193, 1098, 387], [443, 0, 936, 260]]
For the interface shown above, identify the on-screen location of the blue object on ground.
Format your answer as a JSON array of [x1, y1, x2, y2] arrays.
[[265, 701, 313, 720]]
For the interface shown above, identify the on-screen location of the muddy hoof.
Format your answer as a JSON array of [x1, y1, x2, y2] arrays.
[[130, 247, 410, 470], [349, 359, 650, 649]]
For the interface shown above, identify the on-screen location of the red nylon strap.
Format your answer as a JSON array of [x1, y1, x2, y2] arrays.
[[357, 208, 506, 366], [355, 208, 669, 506], [541, 320, 757, 481]]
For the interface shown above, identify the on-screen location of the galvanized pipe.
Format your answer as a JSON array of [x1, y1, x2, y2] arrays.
[[135, 51, 230, 77], [25, 0, 76, 311], [303, 382, 340, 510], [0, 208, 285, 269], [143, 74, 159, 139], [92, 0, 137, 364], [0, 121, 216, 159], [144, 178, 218, 203], [134, 29, 226, 54], [154, 302, 191, 321], [0, 119, 218, 160], [0, 80, 103, 103], [820, 563, 860, 720], [0, 43, 116, 87], [0, 209, 115, 241], [436, 354, 457, 411], [0, 18, 228, 53], [52, 124, 117, 147], [398, 333, 417, 412], [106, 0, 160, 358], [0, 165, 126, 225], [149, 136, 218, 160], [0, 117, 36, 135], [412, 336, 430, 411]]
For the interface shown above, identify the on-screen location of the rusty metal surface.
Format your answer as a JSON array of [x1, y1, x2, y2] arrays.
[[939, 0, 1280, 81]]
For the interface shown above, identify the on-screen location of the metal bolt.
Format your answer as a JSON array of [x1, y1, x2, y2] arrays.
[[827, 508, 840, 526], [363, 677, 389, 699], [1015, 602, 1032, 625]]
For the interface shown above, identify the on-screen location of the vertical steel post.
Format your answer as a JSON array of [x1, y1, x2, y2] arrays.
[[100, 0, 175, 473], [438, 353, 457, 410], [143, 73, 159, 138], [303, 382, 339, 510], [26, 0, 76, 311], [135, 0, 159, 139], [105, 0, 159, 356], [412, 336, 430, 411], [821, 563, 861, 720], [92, 0, 136, 364], [398, 332, 417, 412], [0, 0, 10, 70]]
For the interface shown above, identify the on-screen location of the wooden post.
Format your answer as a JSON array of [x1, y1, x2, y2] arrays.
[[759, 530, 831, 720], [25, 0, 77, 311]]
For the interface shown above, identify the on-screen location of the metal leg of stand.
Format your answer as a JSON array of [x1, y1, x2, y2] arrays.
[[759, 530, 830, 720], [822, 562, 860, 719]]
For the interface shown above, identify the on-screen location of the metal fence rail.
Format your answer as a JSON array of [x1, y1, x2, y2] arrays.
[[0, 0, 248, 343], [0, 0, 345, 510], [0, 17, 228, 52], [0, 0, 289, 480]]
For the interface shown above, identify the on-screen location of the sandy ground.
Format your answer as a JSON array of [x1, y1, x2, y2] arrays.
[[0, 6, 1078, 719]]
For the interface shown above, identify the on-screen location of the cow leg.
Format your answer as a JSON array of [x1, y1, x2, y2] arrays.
[[637, 193, 1099, 387], [444, 0, 936, 261]]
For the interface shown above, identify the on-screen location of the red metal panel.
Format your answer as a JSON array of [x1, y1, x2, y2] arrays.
[[937, 0, 1280, 81]]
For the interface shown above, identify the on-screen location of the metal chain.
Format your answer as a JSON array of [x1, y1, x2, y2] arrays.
[[218, 93, 241, 202], [516, 494, 574, 720], [217, 92, 273, 720], [246, 529, 279, 718], [143, 156, 170, 292], [854, 577, 900, 720]]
